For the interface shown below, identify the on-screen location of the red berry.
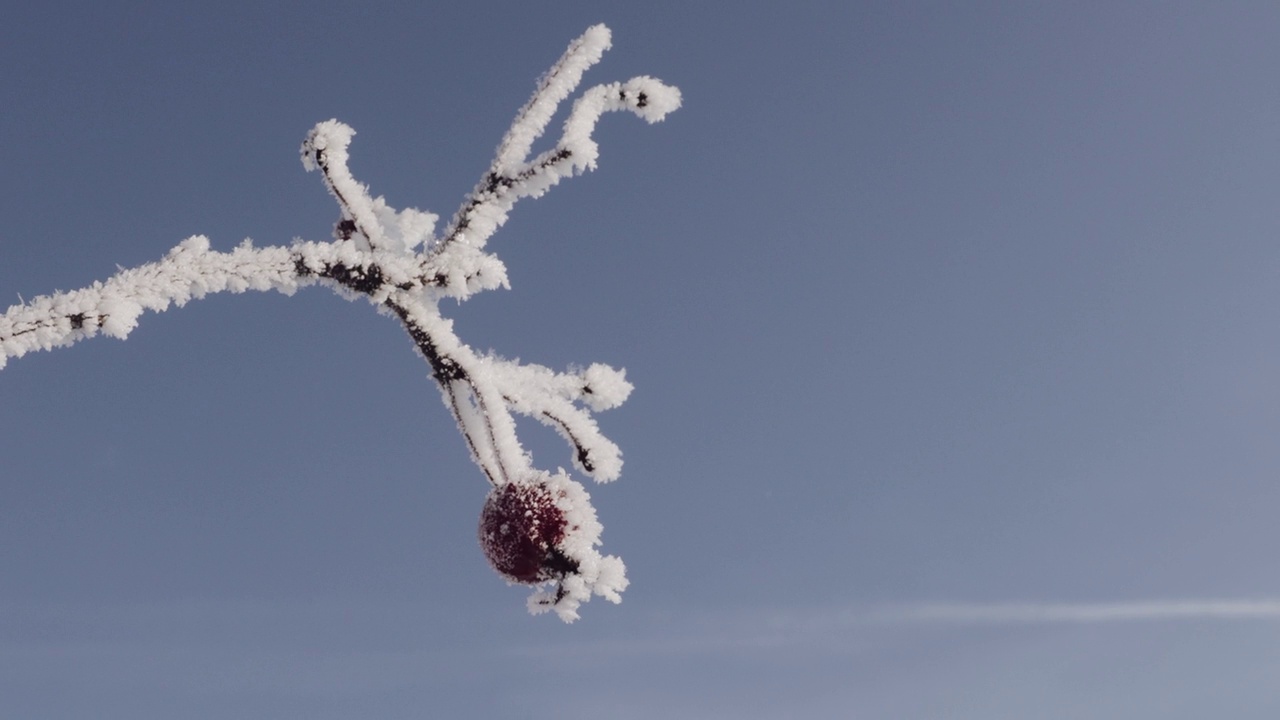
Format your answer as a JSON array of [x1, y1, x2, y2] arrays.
[[479, 480, 576, 584]]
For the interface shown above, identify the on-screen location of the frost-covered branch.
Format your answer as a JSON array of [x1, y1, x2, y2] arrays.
[[434, 27, 681, 257], [0, 24, 678, 622], [0, 238, 298, 365]]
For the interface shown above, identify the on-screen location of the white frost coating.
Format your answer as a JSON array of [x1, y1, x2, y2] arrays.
[[434, 28, 681, 257], [493, 24, 612, 174], [557, 78, 685, 177], [302, 120, 440, 255], [522, 471, 629, 622], [0, 237, 302, 365], [0, 24, 679, 621], [581, 363, 633, 411], [486, 357, 627, 482], [302, 121, 379, 253]]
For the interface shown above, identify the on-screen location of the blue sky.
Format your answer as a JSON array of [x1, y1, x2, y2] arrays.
[[5, 1, 1280, 717]]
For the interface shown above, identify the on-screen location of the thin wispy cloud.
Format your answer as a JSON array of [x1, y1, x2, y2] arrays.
[[511, 599, 1280, 659], [862, 600, 1280, 625]]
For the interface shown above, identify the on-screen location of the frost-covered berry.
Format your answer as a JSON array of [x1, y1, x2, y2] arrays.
[[479, 480, 578, 584]]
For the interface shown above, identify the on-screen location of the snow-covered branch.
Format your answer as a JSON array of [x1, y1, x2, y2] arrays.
[[0, 24, 680, 622]]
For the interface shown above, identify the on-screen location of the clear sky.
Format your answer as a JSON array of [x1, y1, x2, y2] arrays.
[[4, 1, 1280, 717]]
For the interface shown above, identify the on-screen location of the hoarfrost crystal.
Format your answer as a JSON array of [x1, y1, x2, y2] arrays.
[[0, 24, 679, 622]]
